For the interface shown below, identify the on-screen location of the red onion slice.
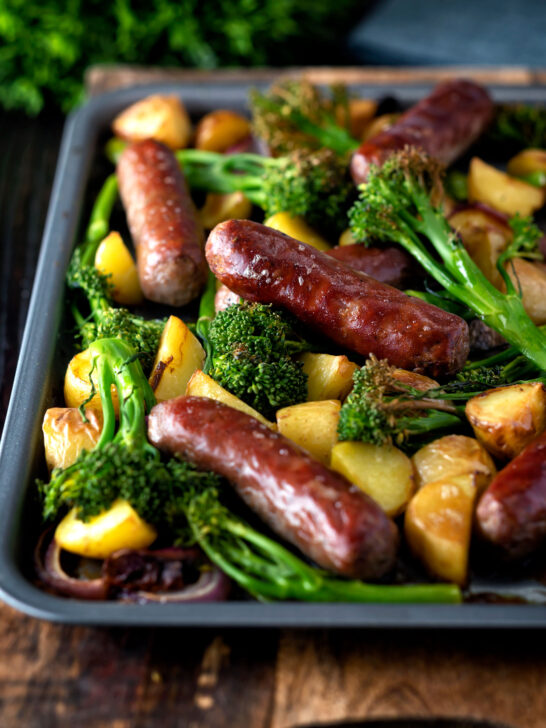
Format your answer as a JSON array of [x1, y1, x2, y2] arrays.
[[34, 531, 230, 603], [34, 529, 108, 600]]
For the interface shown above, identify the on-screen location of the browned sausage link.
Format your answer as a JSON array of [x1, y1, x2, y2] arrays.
[[476, 430, 546, 558], [117, 139, 207, 306], [327, 244, 417, 288], [351, 79, 494, 184], [148, 396, 399, 579], [206, 220, 469, 377]]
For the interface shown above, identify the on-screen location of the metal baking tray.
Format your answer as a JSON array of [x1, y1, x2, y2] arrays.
[[1, 81, 546, 627]]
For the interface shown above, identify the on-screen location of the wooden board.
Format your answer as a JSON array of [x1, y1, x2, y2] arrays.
[[85, 64, 546, 97]]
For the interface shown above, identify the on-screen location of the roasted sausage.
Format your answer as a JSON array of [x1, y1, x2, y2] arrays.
[[206, 220, 469, 377], [476, 430, 546, 557], [117, 139, 207, 306], [215, 244, 414, 312], [351, 79, 494, 184], [327, 244, 416, 288], [148, 396, 399, 579]]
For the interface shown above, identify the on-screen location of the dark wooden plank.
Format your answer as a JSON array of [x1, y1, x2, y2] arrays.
[[270, 629, 546, 728], [0, 603, 277, 728]]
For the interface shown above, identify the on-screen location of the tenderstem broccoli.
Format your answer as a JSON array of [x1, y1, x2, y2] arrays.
[[249, 80, 359, 157], [349, 148, 546, 373], [197, 281, 311, 419], [337, 356, 461, 448], [40, 337, 220, 526], [176, 146, 355, 237], [67, 174, 165, 371], [180, 482, 461, 603]]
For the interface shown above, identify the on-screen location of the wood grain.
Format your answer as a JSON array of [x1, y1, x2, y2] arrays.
[[85, 64, 545, 98]]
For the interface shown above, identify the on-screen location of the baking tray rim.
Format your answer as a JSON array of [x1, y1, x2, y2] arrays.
[[1, 79, 546, 627]]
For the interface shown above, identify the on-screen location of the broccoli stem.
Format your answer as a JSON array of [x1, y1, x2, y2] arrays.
[[187, 504, 461, 603], [351, 159, 546, 372], [176, 149, 274, 207], [81, 173, 119, 267]]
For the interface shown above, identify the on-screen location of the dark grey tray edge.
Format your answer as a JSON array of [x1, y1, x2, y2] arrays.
[[1, 81, 546, 627]]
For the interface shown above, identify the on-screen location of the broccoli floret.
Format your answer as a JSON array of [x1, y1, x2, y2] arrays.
[[39, 338, 222, 527], [177, 147, 355, 238], [249, 80, 358, 157], [201, 301, 310, 419], [337, 356, 461, 447], [67, 175, 166, 371], [349, 147, 546, 373], [487, 104, 546, 153]]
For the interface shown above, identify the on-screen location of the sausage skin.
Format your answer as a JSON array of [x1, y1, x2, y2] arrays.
[[215, 244, 414, 313], [148, 396, 399, 580], [206, 219, 469, 377], [327, 244, 416, 288], [476, 430, 546, 557], [351, 79, 494, 184], [117, 139, 207, 306]]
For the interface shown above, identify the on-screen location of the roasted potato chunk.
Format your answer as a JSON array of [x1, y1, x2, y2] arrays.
[[186, 370, 275, 429], [330, 441, 414, 517], [276, 400, 340, 465], [502, 258, 546, 326], [194, 110, 251, 152], [112, 95, 192, 149], [361, 113, 400, 142], [42, 407, 102, 472], [412, 435, 496, 494], [405, 473, 478, 586], [449, 206, 512, 287], [299, 353, 358, 402], [199, 191, 252, 230], [466, 382, 546, 460], [55, 500, 157, 559], [64, 348, 119, 415], [506, 148, 546, 184], [335, 98, 378, 139], [468, 157, 545, 217], [264, 212, 331, 251], [149, 316, 205, 403], [338, 228, 357, 247], [94, 231, 143, 306]]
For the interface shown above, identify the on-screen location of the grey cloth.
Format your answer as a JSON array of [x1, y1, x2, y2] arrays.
[[348, 0, 546, 66]]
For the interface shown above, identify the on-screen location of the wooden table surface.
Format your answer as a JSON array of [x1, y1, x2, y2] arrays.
[[1, 67, 545, 728]]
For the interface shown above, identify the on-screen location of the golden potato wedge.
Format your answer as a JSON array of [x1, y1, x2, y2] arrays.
[[449, 206, 512, 287], [112, 94, 192, 149], [55, 500, 157, 559], [199, 191, 252, 230], [94, 231, 143, 306], [299, 353, 358, 402], [64, 348, 119, 416], [466, 381, 546, 460], [330, 441, 414, 517], [334, 98, 378, 139], [42, 407, 102, 472], [468, 157, 545, 217], [276, 400, 340, 465], [338, 228, 357, 247], [186, 370, 275, 429], [404, 473, 478, 586], [263, 212, 331, 251], [149, 316, 205, 402], [502, 258, 546, 325], [194, 110, 251, 152], [361, 113, 400, 142], [412, 435, 496, 494], [506, 148, 546, 183]]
